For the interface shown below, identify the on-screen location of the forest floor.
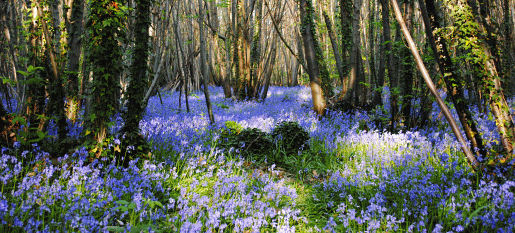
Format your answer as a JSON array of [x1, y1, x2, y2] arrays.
[[1, 86, 514, 232]]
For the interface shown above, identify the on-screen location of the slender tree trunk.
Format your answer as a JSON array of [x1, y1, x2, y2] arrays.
[[250, 0, 263, 99], [199, 0, 215, 124], [399, 1, 413, 128], [371, 0, 390, 108], [323, 11, 345, 89], [223, 34, 232, 98], [391, 0, 479, 170], [36, 0, 68, 145], [260, 35, 278, 100]]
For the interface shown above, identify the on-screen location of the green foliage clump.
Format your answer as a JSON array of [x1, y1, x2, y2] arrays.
[[219, 121, 244, 150], [272, 121, 310, 156], [218, 121, 272, 160], [225, 121, 243, 134], [237, 128, 272, 157]]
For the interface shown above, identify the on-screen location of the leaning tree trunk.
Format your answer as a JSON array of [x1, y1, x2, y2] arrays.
[[390, 0, 479, 170], [36, 0, 68, 146], [419, 0, 487, 157]]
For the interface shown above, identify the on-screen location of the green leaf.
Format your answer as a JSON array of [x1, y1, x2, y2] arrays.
[[115, 200, 129, 205], [106, 226, 125, 232], [128, 202, 136, 210], [17, 70, 30, 76], [153, 201, 163, 208], [37, 131, 46, 139], [131, 224, 154, 233], [12, 116, 26, 125], [113, 206, 128, 212]]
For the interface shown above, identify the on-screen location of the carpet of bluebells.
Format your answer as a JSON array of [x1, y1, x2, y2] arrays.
[[1, 86, 515, 232]]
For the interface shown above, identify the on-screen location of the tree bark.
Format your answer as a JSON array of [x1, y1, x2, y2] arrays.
[[419, 0, 487, 157], [64, 0, 84, 122], [339, 0, 353, 97], [371, 0, 390, 108], [399, 1, 413, 128], [199, 0, 215, 124], [323, 11, 345, 90], [339, 0, 362, 111], [391, 0, 479, 170], [123, 0, 151, 136], [469, 0, 515, 154], [299, 0, 327, 117]]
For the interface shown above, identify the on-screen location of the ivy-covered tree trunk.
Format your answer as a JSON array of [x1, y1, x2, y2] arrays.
[[469, 0, 515, 154], [299, 0, 332, 117], [390, 0, 479, 170], [339, 0, 352, 96], [85, 0, 125, 148], [420, 0, 487, 157], [399, 1, 414, 129], [122, 0, 150, 147], [25, 1, 46, 141]]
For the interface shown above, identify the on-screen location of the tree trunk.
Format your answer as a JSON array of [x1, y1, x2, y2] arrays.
[[323, 11, 345, 89], [420, 0, 487, 157], [469, 0, 515, 154], [299, 0, 327, 117], [64, 0, 84, 122], [390, 0, 479, 170], [199, 0, 215, 124], [250, 0, 263, 99], [371, 0, 390, 108], [123, 0, 151, 136], [36, 0, 68, 145], [399, 1, 413, 128], [339, 0, 362, 111], [85, 0, 124, 146], [339, 0, 353, 96]]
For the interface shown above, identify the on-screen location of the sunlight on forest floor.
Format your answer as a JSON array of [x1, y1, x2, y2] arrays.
[[1, 86, 514, 232]]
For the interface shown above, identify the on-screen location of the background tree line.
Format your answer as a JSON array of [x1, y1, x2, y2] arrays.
[[0, 0, 514, 169]]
